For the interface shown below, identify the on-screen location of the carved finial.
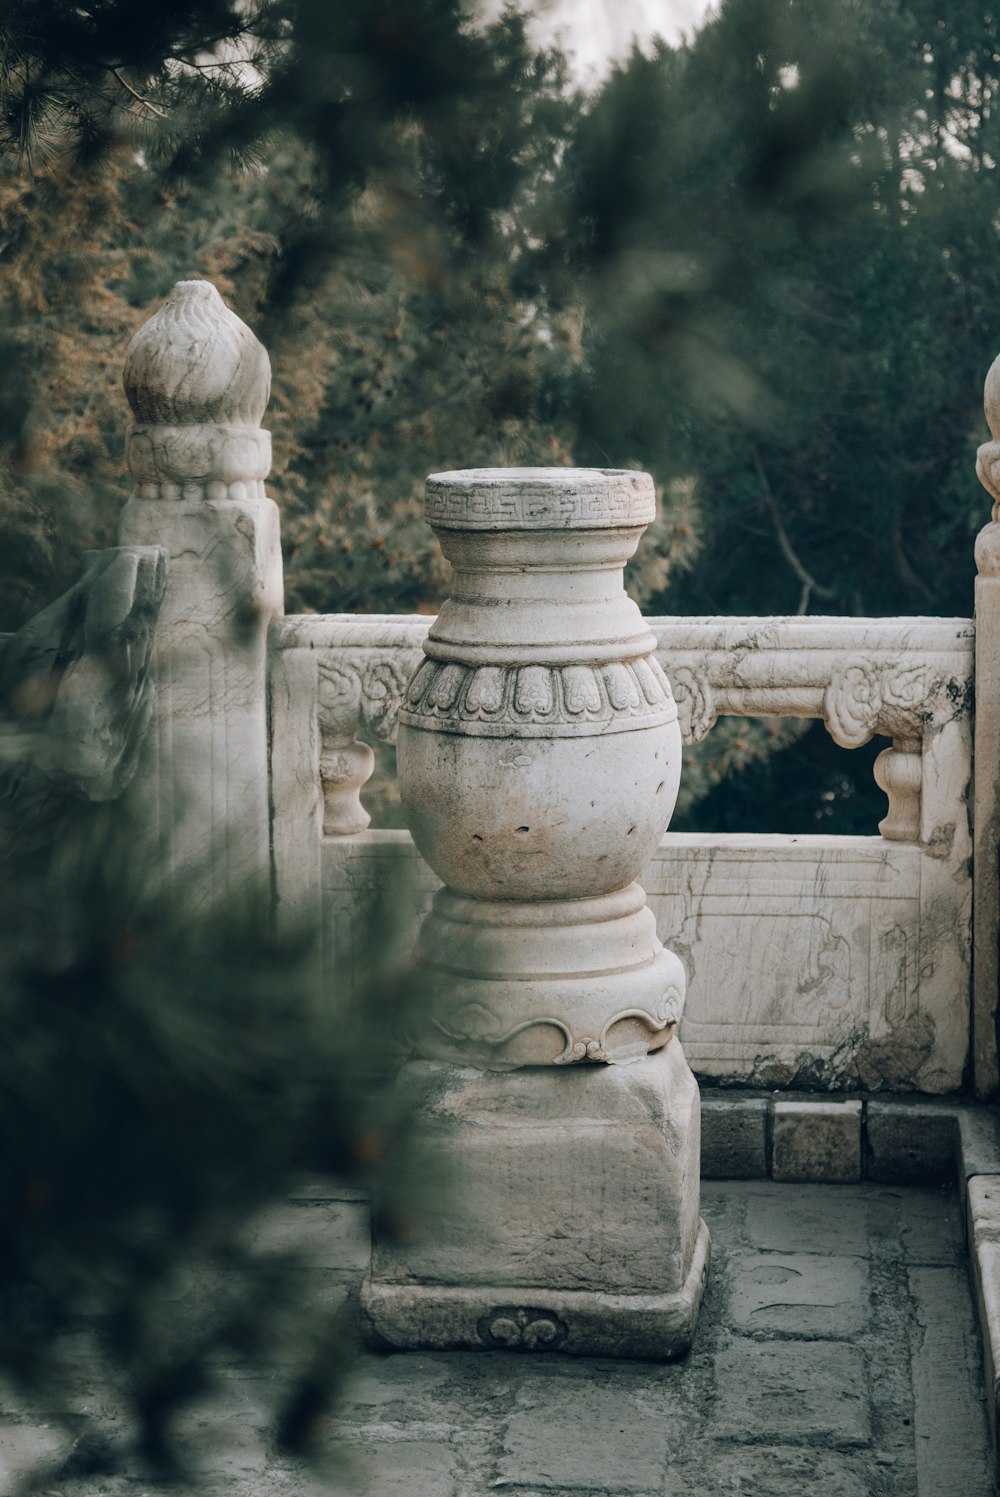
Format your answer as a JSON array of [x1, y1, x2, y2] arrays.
[[124, 280, 269, 426], [123, 280, 272, 499]]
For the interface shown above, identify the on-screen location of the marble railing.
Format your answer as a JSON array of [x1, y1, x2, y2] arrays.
[[101, 277, 1000, 1110], [268, 610, 976, 1097], [271, 612, 974, 838]]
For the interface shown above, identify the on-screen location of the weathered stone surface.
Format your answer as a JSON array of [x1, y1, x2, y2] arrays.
[[974, 365, 1000, 1099], [969, 1174, 1000, 1242], [118, 280, 283, 903], [272, 602, 974, 1094], [498, 1380, 678, 1491], [772, 1099, 862, 1183], [742, 1181, 870, 1255], [4, 1183, 996, 1496], [710, 1340, 870, 1445], [370, 1051, 700, 1296], [972, 1235, 1000, 1454], [364, 467, 705, 1360], [957, 1107, 1000, 1180], [246, 1199, 370, 1271], [662, 1447, 872, 1497], [363, 1048, 708, 1359], [967, 1173, 1000, 1455], [0, 1419, 66, 1491], [700, 1095, 769, 1178], [897, 1185, 965, 1267], [327, 1438, 458, 1497], [727, 1251, 869, 1335], [396, 467, 685, 1070], [909, 1264, 993, 1496], [866, 1100, 955, 1183]]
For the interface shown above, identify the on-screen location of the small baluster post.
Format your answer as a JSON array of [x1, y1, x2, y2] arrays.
[[874, 738, 922, 843], [317, 666, 375, 836]]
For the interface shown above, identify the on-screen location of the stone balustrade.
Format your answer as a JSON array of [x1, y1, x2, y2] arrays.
[[271, 612, 973, 839], [269, 608, 975, 1097], [0, 269, 984, 1360], [73, 276, 997, 1105]]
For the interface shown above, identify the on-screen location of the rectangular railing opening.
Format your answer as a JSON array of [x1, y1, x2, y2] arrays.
[[670, 717, 890, 837]]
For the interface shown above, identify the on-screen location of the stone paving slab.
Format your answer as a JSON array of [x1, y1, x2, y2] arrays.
[[742, 1181, 872, 1256], [726, 1251, 869, 1335], [497, 1380, 679, 1490], [662, 1444, 873, 1497], [1, 1183, 993, 1497], [709, 1339, 871, 1446]]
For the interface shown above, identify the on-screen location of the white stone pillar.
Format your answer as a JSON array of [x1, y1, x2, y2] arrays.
[[974, 360, 1000, 1098], [118, 281, 283, 904], [361, 467, 708, 1359]]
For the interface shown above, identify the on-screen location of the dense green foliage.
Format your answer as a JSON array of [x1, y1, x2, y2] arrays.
[[553, 0, 1000, 827], [562, 0, 1000, 621]]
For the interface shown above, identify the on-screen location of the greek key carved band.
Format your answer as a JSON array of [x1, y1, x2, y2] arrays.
[[425, 470, 655, 530]]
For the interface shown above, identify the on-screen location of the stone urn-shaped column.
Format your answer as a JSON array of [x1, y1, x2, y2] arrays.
[[361, 468, 708, 1360]]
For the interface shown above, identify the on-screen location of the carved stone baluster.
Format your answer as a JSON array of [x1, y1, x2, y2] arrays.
[[361, 467, 708, 1360], [973, 355, 1000, 1096], [873, 738, 922, 842], [317, 665, 374, 835], [118, 280, 283, 901]]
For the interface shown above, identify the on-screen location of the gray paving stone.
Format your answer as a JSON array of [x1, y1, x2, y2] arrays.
[[498, 1380, 677, 1490], [0, 1418, 67, 1489], [709, 1339, 870, 1446], [909, 1265, 993, 1497], [662, 1444, 871, 1496], [3, 1183, 993, 1497], [701, 1096, 770, 1179], [246, 1199, 370, 1271], [866, 1102, 955, 1185], [742, 1182, 870, 1256], [772, 1100, 862, 1183], [343, 1353, 454, 1412], [328, 1437, 459, 1496], [727, 1252, 869, 1336], [288, 1175, 371, 1205], [969, 1174, 1000, 1242], [897, 1186, 965, 1266], [698, 1182, 748, 1243], [177, 1377, 272, 1479]]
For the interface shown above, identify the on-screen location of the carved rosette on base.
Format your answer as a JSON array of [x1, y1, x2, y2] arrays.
[[361, 467, 708, 1360]]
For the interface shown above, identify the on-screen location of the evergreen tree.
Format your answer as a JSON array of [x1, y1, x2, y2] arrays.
[[554, 0, 1000, 827], [0, 5, 587, 627]]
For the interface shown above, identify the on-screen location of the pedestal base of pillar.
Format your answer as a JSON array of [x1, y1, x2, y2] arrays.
[[360, 1218, 709, 1360], [360, 1041, 708, 1361]]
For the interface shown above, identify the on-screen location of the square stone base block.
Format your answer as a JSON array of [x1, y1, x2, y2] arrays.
[[360, 1041, 709, 1360]]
